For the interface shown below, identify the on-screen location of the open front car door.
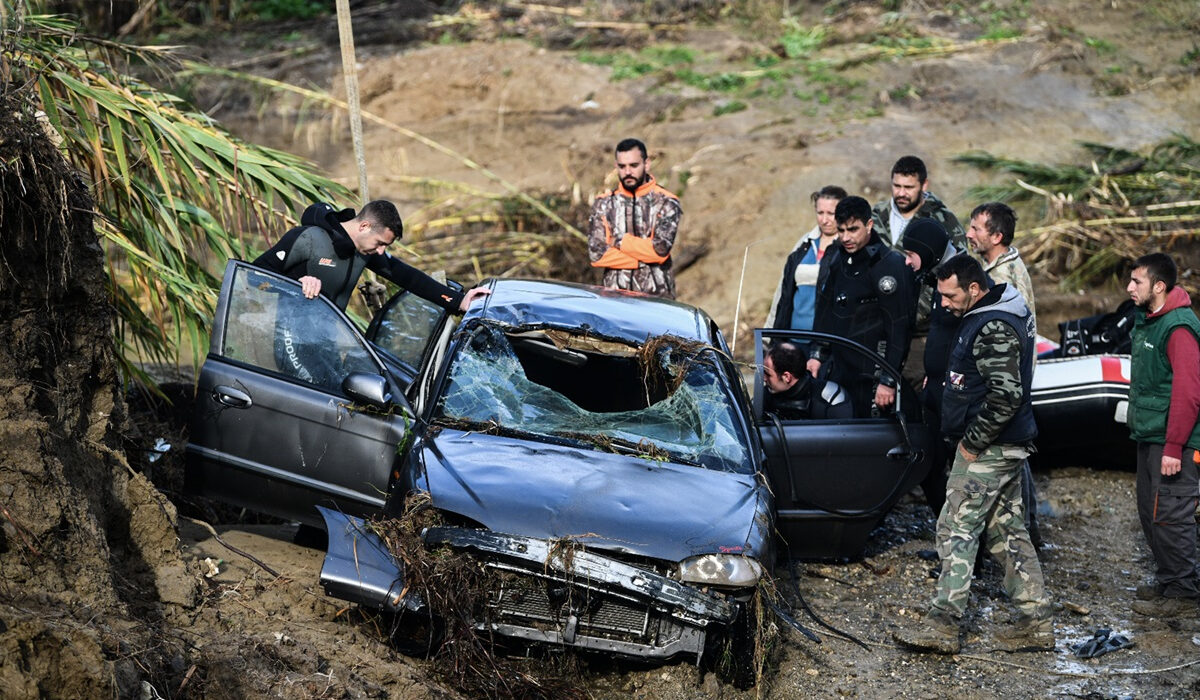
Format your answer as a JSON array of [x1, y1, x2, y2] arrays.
[[752, 329, 933, 560], [185, 261, 450, 526]]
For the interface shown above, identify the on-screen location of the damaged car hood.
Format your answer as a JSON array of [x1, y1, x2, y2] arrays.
[[415, 428, 769, 564]]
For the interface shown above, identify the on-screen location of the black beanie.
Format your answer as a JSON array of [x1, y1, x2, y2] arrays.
[[902, 217, 950, 273]]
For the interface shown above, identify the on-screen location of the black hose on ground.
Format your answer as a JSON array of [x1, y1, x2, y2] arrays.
[[785, 556, 870, 651]]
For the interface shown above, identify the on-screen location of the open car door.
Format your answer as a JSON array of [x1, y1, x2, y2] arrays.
[[752, 329, 933, 560], [185, 261, 452, 526]]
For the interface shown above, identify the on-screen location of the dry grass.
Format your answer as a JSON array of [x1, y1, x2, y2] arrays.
[[957, 136, 1200, 287]]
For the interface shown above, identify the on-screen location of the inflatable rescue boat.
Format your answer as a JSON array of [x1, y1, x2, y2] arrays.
[[1030, 300, 1138, 466]]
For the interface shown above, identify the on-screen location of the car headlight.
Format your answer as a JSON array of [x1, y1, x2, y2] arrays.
[[678, 554, 763, 587]]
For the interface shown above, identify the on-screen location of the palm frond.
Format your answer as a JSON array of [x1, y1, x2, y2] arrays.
[[959, 138, 1200, 288], [3, 5, 353, 385]]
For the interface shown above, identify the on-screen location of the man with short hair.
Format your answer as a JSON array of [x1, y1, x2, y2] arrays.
[[766, 185, 848, 330], [764, 341, 852, 420], [965, 201, 1043, 543], [871, 155, 967, 252], [763, 341, 814, 420], [894, 254, 1052, 655], [588, 138, 682, 298], [254, 199, 489, 312], [807, 196, 913, 417], [967, 202, 1037, 332], [1125, 253, 1200, 617]]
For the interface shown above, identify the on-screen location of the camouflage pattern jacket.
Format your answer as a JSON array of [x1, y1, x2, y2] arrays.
[[983, 246, 1037, 334], [942, 283, 1038, 453], [588, 174, 681, 299], [873, 192, 967, 334], [871, 191, 967, 253]]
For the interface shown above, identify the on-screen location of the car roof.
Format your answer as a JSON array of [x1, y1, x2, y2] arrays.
[[464, 278, 716, 346]]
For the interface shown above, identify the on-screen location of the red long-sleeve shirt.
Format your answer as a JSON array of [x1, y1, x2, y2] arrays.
[[1164, 325, 1200, 460]]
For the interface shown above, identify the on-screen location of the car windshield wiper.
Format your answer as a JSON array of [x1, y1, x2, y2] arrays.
[[433, 417, 605, 453], [433, 418, 705, 468]]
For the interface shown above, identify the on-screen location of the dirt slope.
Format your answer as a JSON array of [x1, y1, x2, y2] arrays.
[[211, 1, 1200, 351]]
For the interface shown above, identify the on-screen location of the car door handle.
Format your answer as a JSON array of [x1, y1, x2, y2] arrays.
[[887, 445, 910, 460], [213, 385, 252, 409]]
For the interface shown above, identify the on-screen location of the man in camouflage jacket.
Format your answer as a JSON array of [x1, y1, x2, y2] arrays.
[[894, 254, 1053, 655], [872, 156, 967, 347], [870, 155, 967, 253], [967, 202, 1038, 333], [588, 138, 681, 298]]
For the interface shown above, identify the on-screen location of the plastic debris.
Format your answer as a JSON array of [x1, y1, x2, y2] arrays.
[[202, 557, 222, 578], [147, 437, 171, 463], [1071, 628, 1133, 658]]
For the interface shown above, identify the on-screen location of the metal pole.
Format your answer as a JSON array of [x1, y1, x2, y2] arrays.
[[731, 238, 769, 354]]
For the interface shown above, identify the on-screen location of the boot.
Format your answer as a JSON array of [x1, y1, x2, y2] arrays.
[[1134, 583, 1163, 601], [893, 610, 960, 654], [1132, 596, 1199, 618], [994, 616, 1055, 652]]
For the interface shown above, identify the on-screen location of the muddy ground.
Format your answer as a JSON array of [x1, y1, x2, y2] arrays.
[[154, 454, 1200, 698], [5, 1, 1200, 698]]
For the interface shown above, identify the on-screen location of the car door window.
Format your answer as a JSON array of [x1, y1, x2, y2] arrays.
[[368, 287, 456, 375], [222, 267, 380, 394]]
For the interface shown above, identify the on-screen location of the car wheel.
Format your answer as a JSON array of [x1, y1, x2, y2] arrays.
[[706, 597, 759, 689], [389, 609, 445, 658]]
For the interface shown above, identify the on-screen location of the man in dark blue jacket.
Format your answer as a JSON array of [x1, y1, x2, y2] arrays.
[[807, 196, 913, 417]]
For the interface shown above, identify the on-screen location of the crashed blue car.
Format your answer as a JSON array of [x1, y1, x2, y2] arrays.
[[188, 260, 935, 680], [187, 261, 781, 672]]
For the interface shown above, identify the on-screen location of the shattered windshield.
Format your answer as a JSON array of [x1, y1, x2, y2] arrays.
[[434, 323, 753, 474]]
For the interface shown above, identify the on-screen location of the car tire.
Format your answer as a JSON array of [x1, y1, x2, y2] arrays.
[[706, 598, 758, 689], [388, 610, 445, 658]]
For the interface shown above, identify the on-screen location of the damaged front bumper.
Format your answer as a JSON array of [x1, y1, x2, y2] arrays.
[[318, 507, 738, 658]]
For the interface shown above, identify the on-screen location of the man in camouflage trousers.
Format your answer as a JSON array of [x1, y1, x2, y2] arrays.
[[966, 200, 1043, 544], [894, 254, 1053, 654], [588, 138, 682, 298]]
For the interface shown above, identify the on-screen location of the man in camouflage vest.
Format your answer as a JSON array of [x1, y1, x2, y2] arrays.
[[894, 254, 1053, 654], [966, 202, 1037, 333], [966, 201, 1042, 545], [1126, 253, 1200, 618], [588, 138, 682, 298]]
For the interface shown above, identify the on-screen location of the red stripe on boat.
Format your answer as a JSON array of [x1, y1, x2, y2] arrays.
[[1101, 356, 1128, 383]]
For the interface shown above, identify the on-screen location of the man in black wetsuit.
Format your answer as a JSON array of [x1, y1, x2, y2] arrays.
[[253, 200, 489, 387], [254, 200, 490, 312], [764, 341, 852, 420], [764, 341, 815, 420], [806, 196, 914, 417]]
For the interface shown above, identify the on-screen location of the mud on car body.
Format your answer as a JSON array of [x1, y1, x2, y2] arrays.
[[187, 261, 772, 674]]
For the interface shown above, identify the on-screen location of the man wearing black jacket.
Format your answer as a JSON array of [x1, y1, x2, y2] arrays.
[[807, 196, 914, 417], [254, 200, 489, 312]]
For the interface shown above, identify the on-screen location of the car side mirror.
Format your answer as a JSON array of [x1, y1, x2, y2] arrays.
[[342, 372, 393, 409]]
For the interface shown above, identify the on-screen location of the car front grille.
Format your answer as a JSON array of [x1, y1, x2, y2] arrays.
[[490, 574, 650, 640]]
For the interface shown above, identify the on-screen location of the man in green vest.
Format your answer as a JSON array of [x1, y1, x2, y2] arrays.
[[1126, 253, 1200, 617]]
